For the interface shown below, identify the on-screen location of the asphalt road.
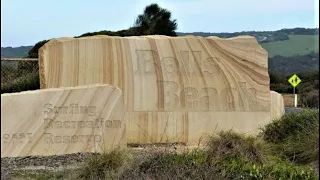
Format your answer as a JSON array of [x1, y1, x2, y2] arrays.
[[285, 107, 303, 114]]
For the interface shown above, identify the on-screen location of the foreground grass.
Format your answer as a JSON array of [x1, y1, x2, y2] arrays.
[[10, 110, 319, 180]]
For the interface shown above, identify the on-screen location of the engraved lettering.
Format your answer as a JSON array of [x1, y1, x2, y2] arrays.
[[180, 87, 199, 109], [63, 136, 70, 143], [158, 81, 180, 109], [200, 87, 219, 110], [43, 103, 96, 116], [71, 135, 78, 143], [86, 121, 93, 128], [44, 103, 53, 117], [203, 57, 221, 76], [79, 121, 85, 128], [163, 57, 179, 75], [135, 50, 161, 75], [54, 136, 62, 143], [44, 133, 53, 144]]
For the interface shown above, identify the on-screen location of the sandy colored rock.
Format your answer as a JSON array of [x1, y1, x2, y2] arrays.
[[1, 84, 126, 157], [270, 91, 285, 120], [39, 35, 283, 144]]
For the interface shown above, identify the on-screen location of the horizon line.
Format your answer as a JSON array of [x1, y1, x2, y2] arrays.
[[2, 26, 319, 48]]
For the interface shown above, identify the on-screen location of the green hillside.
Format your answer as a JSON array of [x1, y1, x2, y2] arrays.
[[261, 35, 319, 57], [1, 46, 33, 58]]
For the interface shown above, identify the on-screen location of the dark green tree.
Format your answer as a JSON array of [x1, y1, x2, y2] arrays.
[[133, 3, 177, 36], [26, 40, 49, 58], [27, 3, 178, 58]]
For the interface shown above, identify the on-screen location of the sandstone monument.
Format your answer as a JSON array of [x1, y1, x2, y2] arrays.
[[1, 84, 125, 157], [39, 35, 284, 144]]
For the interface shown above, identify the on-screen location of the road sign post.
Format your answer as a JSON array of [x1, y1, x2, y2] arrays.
[[288, 74, 301, 108]]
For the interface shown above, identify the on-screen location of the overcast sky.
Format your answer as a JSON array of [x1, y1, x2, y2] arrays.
[[1, 0, 319, 47]]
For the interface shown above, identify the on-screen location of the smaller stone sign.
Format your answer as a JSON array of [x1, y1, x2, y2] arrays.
[[1, 84, 126, 157]]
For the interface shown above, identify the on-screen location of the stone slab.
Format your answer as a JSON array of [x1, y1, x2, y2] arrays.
[[39, 35, 283, 144], [270, 91, 285, 120], [1, 84, 125, 157]]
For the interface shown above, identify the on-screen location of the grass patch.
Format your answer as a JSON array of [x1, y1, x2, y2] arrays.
[[261, 35, 319, 57], [75, 149, 127, 180], [73, 128, 318, 179]]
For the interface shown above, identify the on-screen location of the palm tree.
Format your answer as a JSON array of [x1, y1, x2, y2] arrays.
[[133, 3, 178, 36]]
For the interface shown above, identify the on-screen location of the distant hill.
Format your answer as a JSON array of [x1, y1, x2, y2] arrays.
[[1, 46, 33, 58], [269, 52, 319, 75], [261, 35, 319, 57], [1, 27, 319, 75], [177, 27, 319, 43]]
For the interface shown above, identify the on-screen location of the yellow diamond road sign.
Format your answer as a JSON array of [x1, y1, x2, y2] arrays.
[[288, 74, 301, 87]]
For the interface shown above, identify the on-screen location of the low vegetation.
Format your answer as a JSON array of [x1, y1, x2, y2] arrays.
[[268, 52, 319, 75], [11, 109, 319, 180], [262, 109, 319, 165], [1, 61, 39, 94]]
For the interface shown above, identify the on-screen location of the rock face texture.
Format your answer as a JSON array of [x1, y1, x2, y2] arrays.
[[39, 35, 283, 144], [1, 84, 125, 157], [270, 91, 285, 120]]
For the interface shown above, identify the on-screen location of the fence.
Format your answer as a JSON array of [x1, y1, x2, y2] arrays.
[[1, 58, 40, 94]]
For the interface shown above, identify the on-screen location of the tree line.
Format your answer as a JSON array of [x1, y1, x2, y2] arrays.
[[27, 3, 177, 58]]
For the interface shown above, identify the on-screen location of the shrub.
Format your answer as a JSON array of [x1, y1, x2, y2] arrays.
[[1, 72, 40, 94], [205, 131, 270, 164], [123, 150, 216, 179], [1, 61, 40, 94], [262, 109, 319, 164], [262, 109, 318, 143], [299, 90, 319, 108], [76, 150, 126, 180]]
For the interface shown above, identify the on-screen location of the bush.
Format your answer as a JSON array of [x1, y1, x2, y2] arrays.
[[118, 132, 318, 180], [1, 61, 40, 94], [270, 83, 292, 93], [1, 73, 40, 94], [262, 109, 319, 164], [205, 131, 270, 164], [76, 150, 127, 180], [15, 121, 318, 180], [299, 90, 319, 108], [122, 151, 216, 179], [262, 109, 318, 143]]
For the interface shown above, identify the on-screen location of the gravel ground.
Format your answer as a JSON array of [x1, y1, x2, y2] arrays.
[[1, 144, 193, 180], [1, 152, 98, 180]]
